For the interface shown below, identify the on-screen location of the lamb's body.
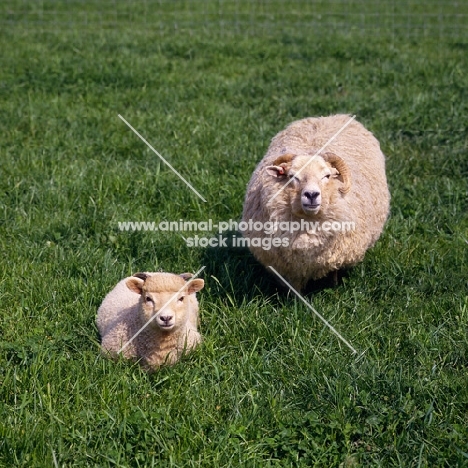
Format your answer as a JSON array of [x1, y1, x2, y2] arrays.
[[96, 272, 203, 371], [242, 114, 390, 290]]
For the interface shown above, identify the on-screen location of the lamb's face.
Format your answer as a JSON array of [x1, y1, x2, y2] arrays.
[[140, 289, 190, 332], [126, 273, 204, 333], [266, 154, 341, 217]]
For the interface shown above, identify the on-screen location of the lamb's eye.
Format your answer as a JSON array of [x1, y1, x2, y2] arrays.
[[178, 296, 185, 302], [145, 296, 153, 303], [323, 174, 331, 179]]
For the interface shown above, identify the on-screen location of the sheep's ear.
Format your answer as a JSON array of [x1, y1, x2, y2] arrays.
[[322, 152, 352, 194], [266, 154, 294, 178], [186, 279, 204, 294], [266, 164, 288, 178], [126, 277, 145, 295], [179, 273, 193, 281]]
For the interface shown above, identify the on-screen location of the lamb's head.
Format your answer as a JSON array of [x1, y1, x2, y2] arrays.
[[266, 152, 351, 217], [126, 273, 204, 332]]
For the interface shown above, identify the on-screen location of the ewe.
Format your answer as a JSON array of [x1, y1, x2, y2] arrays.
[[97, 272, 204, 371], [242, 114, 390, 291]]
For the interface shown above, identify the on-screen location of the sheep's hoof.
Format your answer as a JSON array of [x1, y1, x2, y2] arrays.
[[329, 269, 348, 287], [303, 270, 346, 294]]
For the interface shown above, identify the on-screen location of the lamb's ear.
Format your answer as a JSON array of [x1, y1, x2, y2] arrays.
[[126, 277, 145, 295], [132, 272, 149, 281], [322, 152, 351, 194], [179, 273, 193, 281], [187, 279, 204, 294], [266, 154, 294, 178]]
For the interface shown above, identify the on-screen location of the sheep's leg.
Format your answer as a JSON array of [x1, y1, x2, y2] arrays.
[[331, 270, 339, 287]]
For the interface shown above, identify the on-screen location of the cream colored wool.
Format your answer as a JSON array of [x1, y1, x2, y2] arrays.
[[96, 272, 204, 371], [242, 114, 390, 291]]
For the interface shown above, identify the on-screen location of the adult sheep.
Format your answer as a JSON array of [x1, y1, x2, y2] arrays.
[[97, 272, 204, 371], [241, 114, 390, 291]]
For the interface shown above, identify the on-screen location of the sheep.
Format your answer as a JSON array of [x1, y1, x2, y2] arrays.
[[241, 114, 390, 291], [96, 272, 204, 371]]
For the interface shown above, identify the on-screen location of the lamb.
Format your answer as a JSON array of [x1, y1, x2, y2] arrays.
[[96, 272, 204, 371], [241, 114, 390, 291]]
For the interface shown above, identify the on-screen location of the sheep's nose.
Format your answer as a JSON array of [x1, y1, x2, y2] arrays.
[[160, 315, 172, 323], [303, 190, 320, 202]]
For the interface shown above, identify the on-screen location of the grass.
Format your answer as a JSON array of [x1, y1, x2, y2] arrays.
[[1, 1, 468, 466]]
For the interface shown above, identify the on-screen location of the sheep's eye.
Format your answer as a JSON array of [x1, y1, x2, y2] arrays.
[[323, 174, 331, 179], [145, 296, 153, 303], [178, 296, 185, 302], [289, 174, 300, 182]]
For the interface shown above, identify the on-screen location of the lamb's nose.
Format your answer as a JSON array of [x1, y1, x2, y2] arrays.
[[303, 190, 319, 202], [160, 316, 172, 323]]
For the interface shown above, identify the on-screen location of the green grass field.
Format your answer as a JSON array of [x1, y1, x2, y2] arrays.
[[1, 1, 467, 466]]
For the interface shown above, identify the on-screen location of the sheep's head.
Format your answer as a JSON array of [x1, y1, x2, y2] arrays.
[[126, 273, 204, 332], [266, 153, 351, 217]]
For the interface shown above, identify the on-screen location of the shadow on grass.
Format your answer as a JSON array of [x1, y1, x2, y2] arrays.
[[201, 230, 344, 303]]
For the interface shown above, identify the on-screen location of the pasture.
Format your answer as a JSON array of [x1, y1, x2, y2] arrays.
[[0, 1, 467, 466]]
